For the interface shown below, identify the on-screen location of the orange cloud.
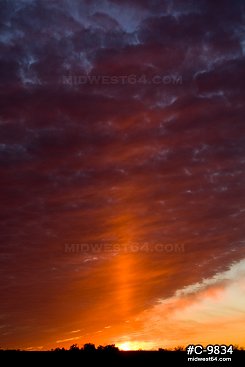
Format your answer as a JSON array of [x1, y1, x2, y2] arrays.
[[125, 259, 245, 348]]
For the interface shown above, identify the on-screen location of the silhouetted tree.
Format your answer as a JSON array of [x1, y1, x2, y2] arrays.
[[54, 347, 66, 352], [174, 346, 184, 352], [97, 345, 105, 351], [83, 343, 96, 352], [103, 344, 119, 353], [69, 343, 80, 351]]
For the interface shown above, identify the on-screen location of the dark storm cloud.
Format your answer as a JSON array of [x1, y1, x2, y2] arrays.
[[0, 0, 244, 348]]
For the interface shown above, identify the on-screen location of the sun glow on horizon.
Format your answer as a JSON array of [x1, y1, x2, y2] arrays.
[[117, 341, 155, 351]]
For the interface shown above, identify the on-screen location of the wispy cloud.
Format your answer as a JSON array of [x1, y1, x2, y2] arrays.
[[130, 259, 245, 347], [56, 337, 80, 344], [0, 0, 244, 350]]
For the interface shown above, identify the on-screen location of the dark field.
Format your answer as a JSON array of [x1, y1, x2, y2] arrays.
[[0, 350, 244, 366]]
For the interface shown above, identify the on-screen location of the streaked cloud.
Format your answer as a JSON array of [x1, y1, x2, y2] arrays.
[[0, 0, 244, 350]]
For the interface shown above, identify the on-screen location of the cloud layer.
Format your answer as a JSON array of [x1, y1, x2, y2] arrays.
[[0, 0, 244, 349]]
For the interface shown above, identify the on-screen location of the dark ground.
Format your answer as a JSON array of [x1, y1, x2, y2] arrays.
[[0, 350, 244, 366]]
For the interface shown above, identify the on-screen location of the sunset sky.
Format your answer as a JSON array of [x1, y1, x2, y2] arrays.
[[0, 0, 245, 351]]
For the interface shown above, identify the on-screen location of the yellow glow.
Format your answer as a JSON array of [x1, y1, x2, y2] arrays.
[[117, 341, 155, 351], [118, 342, 132, 350]]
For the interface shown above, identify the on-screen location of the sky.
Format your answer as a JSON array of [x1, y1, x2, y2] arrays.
[[0, 0, 245, 351]]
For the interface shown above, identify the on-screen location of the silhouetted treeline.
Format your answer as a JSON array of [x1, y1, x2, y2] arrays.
[[1, 344, 244, 367], [52, 343, 120, 352], [0, 343, 244, 352]]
